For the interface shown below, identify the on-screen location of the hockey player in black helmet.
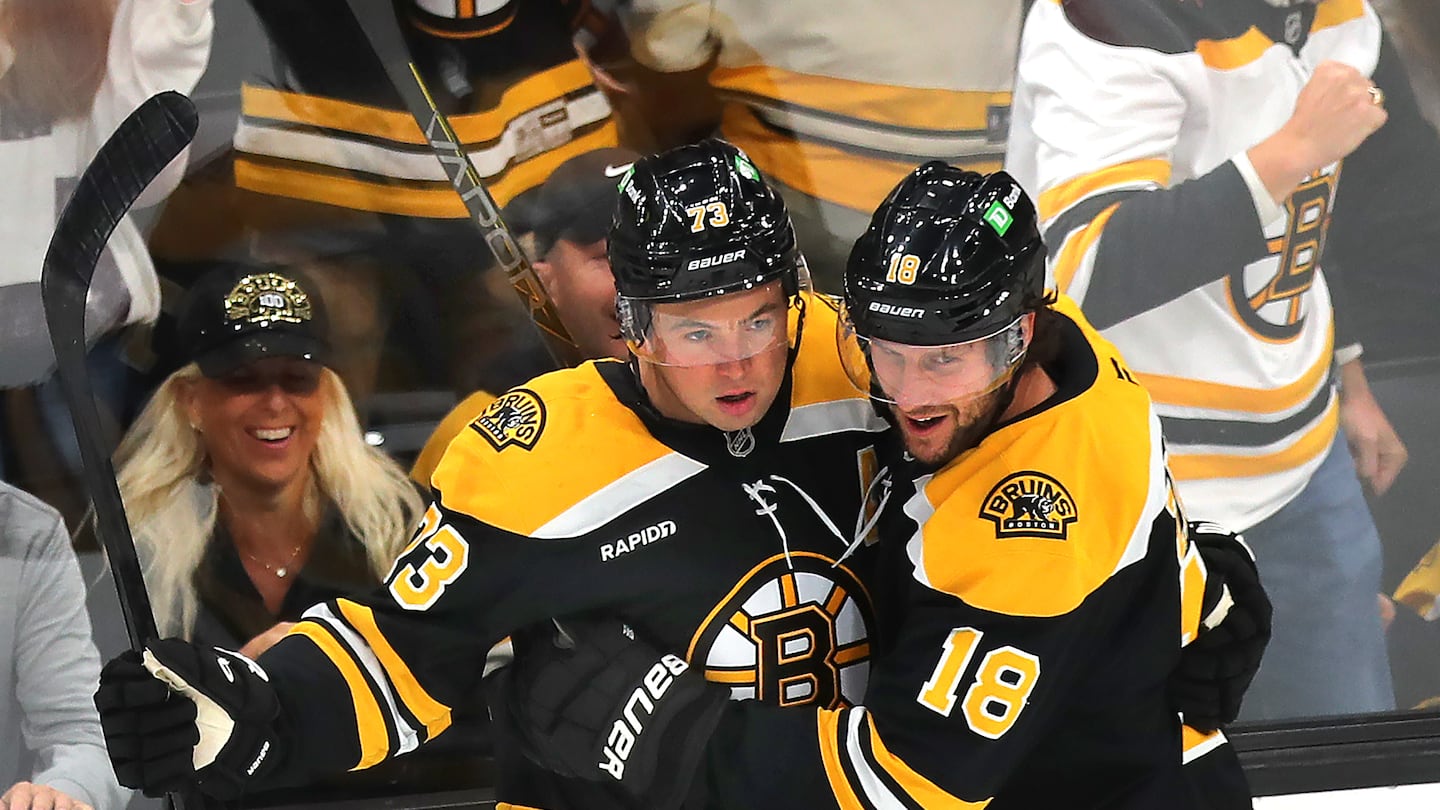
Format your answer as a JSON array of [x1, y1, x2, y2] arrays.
[[89, 139, 891, 809], [498, 163, 1270, 810], [837, 161, 1053, 467], [608, 137, 811, 438]]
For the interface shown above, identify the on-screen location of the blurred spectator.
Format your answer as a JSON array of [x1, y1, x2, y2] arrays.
[[0, 480, 128, 810], [1373, 0, 1440, 129], [111, 265, 423, 655], [506, 146, 638, 364], [236, 0, 617, 217], [409, 146, 638, 487], [598, 0, 1026, 289], [0, 0, 212, 529], [0, 0, 212, 387], [215, 0, 622, 397], [1008, 0, 1440, 721]]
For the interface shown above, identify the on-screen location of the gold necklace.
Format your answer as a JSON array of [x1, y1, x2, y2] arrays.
[[242, 544, 303, 579]]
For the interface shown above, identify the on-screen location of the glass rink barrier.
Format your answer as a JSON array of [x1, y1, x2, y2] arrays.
[[1, 1, 1439, 809]]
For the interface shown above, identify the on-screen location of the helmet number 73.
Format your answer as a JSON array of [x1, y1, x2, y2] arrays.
[[916, 627, 1040, 739], [686, 202, 730, 232]]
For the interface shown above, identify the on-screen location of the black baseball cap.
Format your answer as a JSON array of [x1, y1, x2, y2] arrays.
[[505, 146, 642, 257], [177, 265, 331, 377]]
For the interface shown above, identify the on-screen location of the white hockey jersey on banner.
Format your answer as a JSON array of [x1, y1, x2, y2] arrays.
[[623, 0, 1022, 216], [1008, 0, 1383, 530]]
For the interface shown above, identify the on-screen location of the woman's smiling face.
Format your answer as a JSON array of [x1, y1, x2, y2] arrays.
[[181, 357, 327, 493]]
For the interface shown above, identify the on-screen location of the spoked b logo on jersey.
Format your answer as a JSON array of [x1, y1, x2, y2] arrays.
[[687, 474, 879, 710], [1226, 167, 1340, 342]]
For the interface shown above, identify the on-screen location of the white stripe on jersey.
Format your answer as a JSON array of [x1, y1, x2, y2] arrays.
[[1182, 728, 1229, 764], [781, 398, 889, 443], [740, 101, 1002, 159], [1170, 442, 1330, 532], [236, 90, 610, 183], [303, 603, 421, 755], [531, 453, 708, 539], [902, 475, 937, 593], [1112, 409, 1171, 579], [844, 707, 911, 810]]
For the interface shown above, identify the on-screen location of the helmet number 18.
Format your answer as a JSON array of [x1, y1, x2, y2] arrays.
[[886, 253, 920, 285]]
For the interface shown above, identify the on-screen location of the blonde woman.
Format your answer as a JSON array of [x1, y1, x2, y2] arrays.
[[114, 265, 423, 655]]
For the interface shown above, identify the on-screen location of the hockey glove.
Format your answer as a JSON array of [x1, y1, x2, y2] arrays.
[[1171, 522, 1273, 732], [94, 639, 283, 799], [504, 617, 729, 810]]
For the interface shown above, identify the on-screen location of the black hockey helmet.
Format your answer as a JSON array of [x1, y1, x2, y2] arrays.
[[844, 162, 1045, 346], [610, 139, 809, 366], [609, 138, 802, 302], [839, 163, 1046, 405]]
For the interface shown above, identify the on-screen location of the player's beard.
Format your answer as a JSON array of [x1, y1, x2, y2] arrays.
[[893, 377, 1018, 470]]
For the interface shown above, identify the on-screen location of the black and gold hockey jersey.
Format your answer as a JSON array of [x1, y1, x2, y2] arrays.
[[698, 298, 1251, 809], [253, 295, 891, 807], [238, 0, 618, 215]]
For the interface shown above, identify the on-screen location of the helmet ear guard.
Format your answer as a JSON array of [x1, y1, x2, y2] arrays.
[[616, 295, 649, 348]]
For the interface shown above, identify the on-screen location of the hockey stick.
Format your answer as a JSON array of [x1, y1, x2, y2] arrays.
[[342, 0, 584, 368], [42, 90, 203, 810], [42, 91, 197, 648]]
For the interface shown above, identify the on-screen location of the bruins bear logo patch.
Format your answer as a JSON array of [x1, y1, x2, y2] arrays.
[[223, 272, 313, 326], [471, 389, 546, 451], [980, 471, 1078, 540]]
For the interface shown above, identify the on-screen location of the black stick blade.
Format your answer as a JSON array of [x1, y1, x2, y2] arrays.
[[44, 90, 198, 308], [41, 90, 198, 650]]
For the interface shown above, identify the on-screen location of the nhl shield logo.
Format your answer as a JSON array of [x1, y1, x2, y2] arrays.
[[980, 471, 1078, 540], [471, 389, 546, 451]]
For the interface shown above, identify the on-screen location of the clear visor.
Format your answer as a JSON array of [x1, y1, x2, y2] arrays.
[[838, 312, 1027, 407], [620, 268, 810, 368]]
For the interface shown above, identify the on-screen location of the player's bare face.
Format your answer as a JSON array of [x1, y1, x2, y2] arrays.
[[639, 283, 790, 433], [182, 357, 326, 497]]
